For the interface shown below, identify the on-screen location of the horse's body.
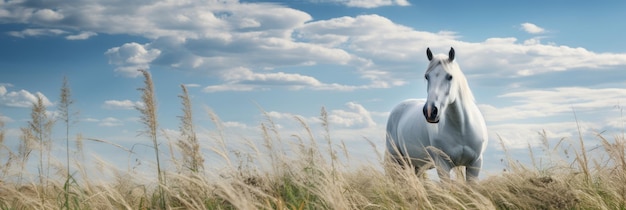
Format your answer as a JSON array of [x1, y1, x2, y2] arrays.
[[386, 48, 488, 182]]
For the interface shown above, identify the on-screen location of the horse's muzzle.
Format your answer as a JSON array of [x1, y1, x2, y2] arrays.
[[423, 103, 439, 123]]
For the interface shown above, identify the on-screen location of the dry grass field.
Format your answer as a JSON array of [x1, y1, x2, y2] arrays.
[[1, 72, 625, 209]]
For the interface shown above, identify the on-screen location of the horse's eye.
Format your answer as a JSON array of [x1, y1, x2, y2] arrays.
[[425, 75, 430, 80], [446, 74, 453, 81]]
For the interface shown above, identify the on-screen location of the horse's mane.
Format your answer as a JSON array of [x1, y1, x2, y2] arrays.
[[426, 55, 476, 105]]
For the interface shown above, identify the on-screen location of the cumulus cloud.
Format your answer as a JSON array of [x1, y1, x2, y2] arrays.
[[203, 67, 373, 92], [261, 102, 387, 160], [7, 28, 67, 38], [0, 0, 387, 88], [458, 39, 626, 78], [102, 100, 144, 110], [299, 15, 626, 81], [478, 86, 626, 150], [66, 31, 97, 40], [0, 84, 53, 108], [105, 42, 161, 77], [32, 9, 64, 22], [267, 102, 379, 129], [481, 87, 626, 122], [394, 0, 410, 6], [86, 1, 357, 79], [328, 102, 377, 128], [520, 22, 546, 34], [116, 12, 626, 90], [489, 121, 585, 150], [223, 121, 249, 129], [320, 0, 410, 8], [298, 15, 461, 61], [4, 0, 626, 92]]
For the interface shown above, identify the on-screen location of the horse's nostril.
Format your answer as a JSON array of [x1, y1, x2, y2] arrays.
[[423, 104, 439, 121]]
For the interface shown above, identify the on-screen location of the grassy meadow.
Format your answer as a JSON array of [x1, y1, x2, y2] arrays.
[[1, 71, 626, 209]]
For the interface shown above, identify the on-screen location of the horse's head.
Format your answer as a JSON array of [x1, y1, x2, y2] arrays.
[[423, 47, 461, 123]]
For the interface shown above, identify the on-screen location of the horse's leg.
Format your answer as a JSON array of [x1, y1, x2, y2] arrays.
[[429, 155, 452, 182], [426, 147, 452, 182], [465, 156, 483, 183]]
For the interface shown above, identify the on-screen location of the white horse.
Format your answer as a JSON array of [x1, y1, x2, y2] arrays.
[[386, 47, 488, 182]]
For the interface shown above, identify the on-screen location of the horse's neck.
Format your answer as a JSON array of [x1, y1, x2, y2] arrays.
[[442, 93, 478, 135]]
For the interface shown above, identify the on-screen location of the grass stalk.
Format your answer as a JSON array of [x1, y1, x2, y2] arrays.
[[177, 84, 203, 174], [22, 95, 55, 206], [58, 76, 77, 209], [319, 107, 337, 182], [572, 109, 591, 183], [136, 69, 167, 208]]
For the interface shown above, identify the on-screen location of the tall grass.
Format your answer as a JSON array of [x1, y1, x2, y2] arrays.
[[176, 84, 203, 174], [22, 94, 55, 207], [136, 69, 167, 209], [58, 76, 78, 210], [1, 72, 626, 209]]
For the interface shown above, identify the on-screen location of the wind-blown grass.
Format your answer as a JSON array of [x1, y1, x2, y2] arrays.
[[0, 74, 626, 209], [176, 84, 203, 174], [136, 69, 167, 208], [58, 76, 78, 210]]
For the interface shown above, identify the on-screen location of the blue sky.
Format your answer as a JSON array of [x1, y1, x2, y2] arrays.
[[2, 0, 626, 176]]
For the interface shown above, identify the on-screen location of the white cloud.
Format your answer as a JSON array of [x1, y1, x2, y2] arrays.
[[7, 28, 67, 38], [265, 111, 302, 121], [83, 118, 100, 122], [32, 9, 64, 22], [322, 0, 410, 8], [0, 84, 52, 108], [223, 121, 249, 129], [478, 87, 626, 150], [221, 67, 321, 86], [0, 0, 380, 88], [4, 1, 626, 92], [267, 102, 379, 129], [520, 22, 546, 34], [66, 31, 97, 40], [183, 84, 201, 88], [259, 103, 387, 164], [89, 1, 356, 79], [105, 42, 161, 77], [99, 117, 124, 127], [328, 102, 376, 128], [456, 39, 626, 78], [0, 85, 6, 95], [298, 15, 626, 81], [298, 15, 458, 61], [394, 0, 411, 6], [523, 37, 545, 45], [203, 83, 259, 93], [203, 67, 375, 92], [102, 100, 144, 110], [489, 121, 583, 150], [481, 87, 626, 122], [0, 114, 13, 123]]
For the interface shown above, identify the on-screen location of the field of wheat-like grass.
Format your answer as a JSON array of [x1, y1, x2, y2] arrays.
[[1, 71, 625, 210]]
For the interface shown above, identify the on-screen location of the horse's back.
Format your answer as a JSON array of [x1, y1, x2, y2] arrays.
[[386, 99, 433, 167]]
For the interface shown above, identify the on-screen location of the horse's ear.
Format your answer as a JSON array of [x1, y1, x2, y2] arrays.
[[448, 47, 455, 62], [427, 48, 433, 61]]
